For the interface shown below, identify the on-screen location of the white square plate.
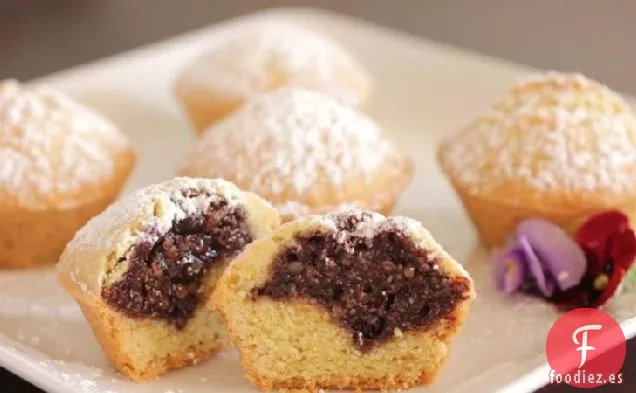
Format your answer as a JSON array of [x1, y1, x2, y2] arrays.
[[2, 7, 636, 393]]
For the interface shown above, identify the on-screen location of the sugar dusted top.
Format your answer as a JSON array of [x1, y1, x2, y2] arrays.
[[176, 22, 371, 106], [0, 80, 133, 209], [64, 177, 245, 257], [58, 177, 248, 296], [180, 87, 409, 212], [324, 209, 434, 247], [439, 72, 636, 197]]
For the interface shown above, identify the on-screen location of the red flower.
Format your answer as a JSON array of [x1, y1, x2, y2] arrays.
[[555, 210, 636, 308]]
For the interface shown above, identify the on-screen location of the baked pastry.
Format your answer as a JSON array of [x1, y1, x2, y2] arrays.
[[211, 209, 475, 391], [180, 87, 413, 221], [174, 22, 372, 134], [0, 80, 135, 269], [57, 177, 280, 381], [437, 72, 636, 248]]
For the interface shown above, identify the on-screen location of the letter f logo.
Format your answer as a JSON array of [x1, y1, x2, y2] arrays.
[[572, 324, 602, 368]]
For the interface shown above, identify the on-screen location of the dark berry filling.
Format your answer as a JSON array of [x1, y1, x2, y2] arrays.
[[102, 198, 252, 329], [252, 213, 471, 351]]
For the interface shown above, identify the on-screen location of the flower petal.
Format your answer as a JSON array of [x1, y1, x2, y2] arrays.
[[518, 236, 555, 297], [517, 219, 586, 291], [574, 210, 629, 262], [608, 227, 636, 270], [495, 248, 526, 293]]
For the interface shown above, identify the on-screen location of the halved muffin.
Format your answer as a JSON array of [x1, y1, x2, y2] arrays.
[[57, 177, 279, 380], [211, 209, 475, 391]]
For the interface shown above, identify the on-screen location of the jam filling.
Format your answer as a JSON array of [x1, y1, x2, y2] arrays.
[[252, 214, 471, 351], [102, 198, 252, 329]]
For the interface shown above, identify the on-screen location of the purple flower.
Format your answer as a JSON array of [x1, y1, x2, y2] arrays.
[[495, 219, 587, 298]]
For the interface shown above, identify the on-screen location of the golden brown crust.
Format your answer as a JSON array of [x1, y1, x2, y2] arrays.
[[173, 85, 242, 135], [0, 188, 124, 269], [440, 169, 636, 248]]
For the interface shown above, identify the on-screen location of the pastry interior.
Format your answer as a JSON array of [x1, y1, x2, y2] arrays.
[[94, 193, 252, 380], [212, 210, 474, 390], [101, 197, 252, 329], [58, 178, 280, 381]]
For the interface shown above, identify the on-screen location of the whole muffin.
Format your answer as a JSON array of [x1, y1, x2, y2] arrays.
[[179, 87, 413, 221], [0, 80, 136, 268], [437, 72, 636, 248], [174, 22, 372, 134]]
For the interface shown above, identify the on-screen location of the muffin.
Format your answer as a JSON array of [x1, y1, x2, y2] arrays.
[[57, 177, 280, 381], [180, 87, 413, 221], [0, 80, 135, 269], [437, 72, 636, 248], [211, 209, 475, 391], [174, 22, 372, 134]]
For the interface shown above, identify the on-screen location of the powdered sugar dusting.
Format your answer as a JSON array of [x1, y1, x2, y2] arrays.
[[439, 72, 636, 195], [328, 208, 420, 241], [177, 22, 370, 106], [0, 80, 132, 209], [276, 200, 364, 218], [66, 178, 243, 252], [181, 88, 404, 206], [58, 177, 245, 294], [320, 209, 462, 277]]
